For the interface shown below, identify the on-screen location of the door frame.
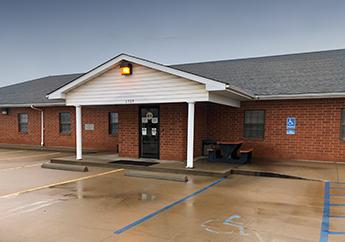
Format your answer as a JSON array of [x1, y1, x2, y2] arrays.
[[139, 104, 160, 159]]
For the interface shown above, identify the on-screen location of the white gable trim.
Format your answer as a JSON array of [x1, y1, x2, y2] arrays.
[[209, 92, 240, 108], [47, 54, 251, 100]]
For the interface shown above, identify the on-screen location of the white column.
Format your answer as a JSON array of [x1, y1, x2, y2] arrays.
[[186, 102, 195, 168], [76, 105, 82, 160]]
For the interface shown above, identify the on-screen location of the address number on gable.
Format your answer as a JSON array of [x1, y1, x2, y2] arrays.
[[124, 99, 135, 104]]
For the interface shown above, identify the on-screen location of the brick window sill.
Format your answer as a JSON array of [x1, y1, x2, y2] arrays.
[[59, 133, 72, 136]]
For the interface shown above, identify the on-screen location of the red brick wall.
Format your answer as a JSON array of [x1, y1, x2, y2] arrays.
[[0, 104, 190, 161], [44, 106, 121, 151], [160, 103, 187, 161], [83, 106, 119, 151], [44, 106, 76, 148], [194, 102, 208, 157], [0, 106, 120, 152], [117, 103, 192, 161], [116, 103, 189, 160], [118, 105, 139, 158], [0, 108, 41, 145], [207, 99, 345, 162], [3, 99, 345, 162]]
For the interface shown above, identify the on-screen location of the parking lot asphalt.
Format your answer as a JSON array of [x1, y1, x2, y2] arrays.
[[0, 149, 338, 241]]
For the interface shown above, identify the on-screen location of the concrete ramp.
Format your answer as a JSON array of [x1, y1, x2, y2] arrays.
[[231, 169, 321, 181]]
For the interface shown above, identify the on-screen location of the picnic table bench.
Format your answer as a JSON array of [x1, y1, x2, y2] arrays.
[[208, 140, 253, 164]]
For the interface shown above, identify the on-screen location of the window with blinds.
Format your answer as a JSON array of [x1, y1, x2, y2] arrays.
[[18, 113, 28, 133], [109, 112, 119, 135], [59, 112, 71, 134], [341, 109, 345, 139], [244, 110, 265, 139]]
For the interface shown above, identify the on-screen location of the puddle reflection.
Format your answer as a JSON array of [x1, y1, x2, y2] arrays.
[[139, 192, 157, 201], [76, 181, 83, 199]]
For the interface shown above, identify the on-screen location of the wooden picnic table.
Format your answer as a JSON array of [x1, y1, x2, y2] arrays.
[[216, 141, 243, 160], [208, 140, 253, 164], [217, 141, 243, 145]]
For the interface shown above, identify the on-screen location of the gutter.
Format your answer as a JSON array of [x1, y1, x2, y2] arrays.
[[256, 92, 345, 100], [30, 105, 44, 147]]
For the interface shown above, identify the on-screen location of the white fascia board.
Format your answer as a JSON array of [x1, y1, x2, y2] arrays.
[[256, 92, 345, 100], [65, 94, 209, 106], [48, 92, 66, 99], [0, 103, 65, 107], [225, 87, 253, 100], [208, 92, 241, 108], [47, 54, 229, 100]]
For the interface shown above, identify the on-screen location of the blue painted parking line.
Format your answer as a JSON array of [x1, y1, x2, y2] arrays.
[[320, 181, 330, 242], [114, 178, 225, 235], [330, 194, 345, 196], [321, 181, 345, 240], [328, 231, 345, 235]]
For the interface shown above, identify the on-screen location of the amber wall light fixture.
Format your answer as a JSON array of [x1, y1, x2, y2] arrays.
[[120, 61, 132, 75]]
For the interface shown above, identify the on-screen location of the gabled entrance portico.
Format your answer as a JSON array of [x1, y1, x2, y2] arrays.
[[47, 54, 251, 168]]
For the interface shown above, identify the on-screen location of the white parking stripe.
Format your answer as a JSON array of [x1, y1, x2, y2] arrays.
[[0, 199, 62, 220], [0, 152, 61, 161], [0, 163, 42, 172], [0, 150, 25, 155], [0, 168, 124, 199]]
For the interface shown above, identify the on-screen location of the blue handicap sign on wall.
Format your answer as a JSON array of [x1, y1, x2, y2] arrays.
[[287, 117, 296, 129]]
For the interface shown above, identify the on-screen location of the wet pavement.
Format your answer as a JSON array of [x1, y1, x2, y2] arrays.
[[0, 148, 342, 241]]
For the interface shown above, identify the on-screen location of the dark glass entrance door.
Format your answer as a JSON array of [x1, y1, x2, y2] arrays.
[[140, 106, 159, 159]]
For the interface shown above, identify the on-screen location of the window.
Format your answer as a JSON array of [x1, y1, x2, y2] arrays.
[[59, 112, 71, 134], [244, 110, 265, 139], [341, 109, 345, 139], [109, 112, 119, 135], [18, 113, 28, 133]]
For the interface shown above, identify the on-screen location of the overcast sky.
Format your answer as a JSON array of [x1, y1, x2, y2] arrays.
[[1, 0, 345, 87]]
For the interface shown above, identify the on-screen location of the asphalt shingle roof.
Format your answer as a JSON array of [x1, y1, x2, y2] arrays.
[[171, 49, 345, 96], [1, 48, 345, 106], [0, 73, 82, 105]]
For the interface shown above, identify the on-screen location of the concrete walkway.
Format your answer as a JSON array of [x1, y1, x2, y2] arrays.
[[238, 159, 345, 182], [51, 153, 345, 182]]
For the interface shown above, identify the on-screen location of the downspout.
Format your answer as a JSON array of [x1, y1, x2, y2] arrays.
[[30, 105, 44, 147]]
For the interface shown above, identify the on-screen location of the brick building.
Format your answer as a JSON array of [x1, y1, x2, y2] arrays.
[[1, 49, 345, 167]]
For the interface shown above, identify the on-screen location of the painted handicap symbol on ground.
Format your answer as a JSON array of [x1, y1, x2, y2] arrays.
[[223, 215, 247, 235], [201, 214, 247, 235], [201, 214, 263, 241]]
